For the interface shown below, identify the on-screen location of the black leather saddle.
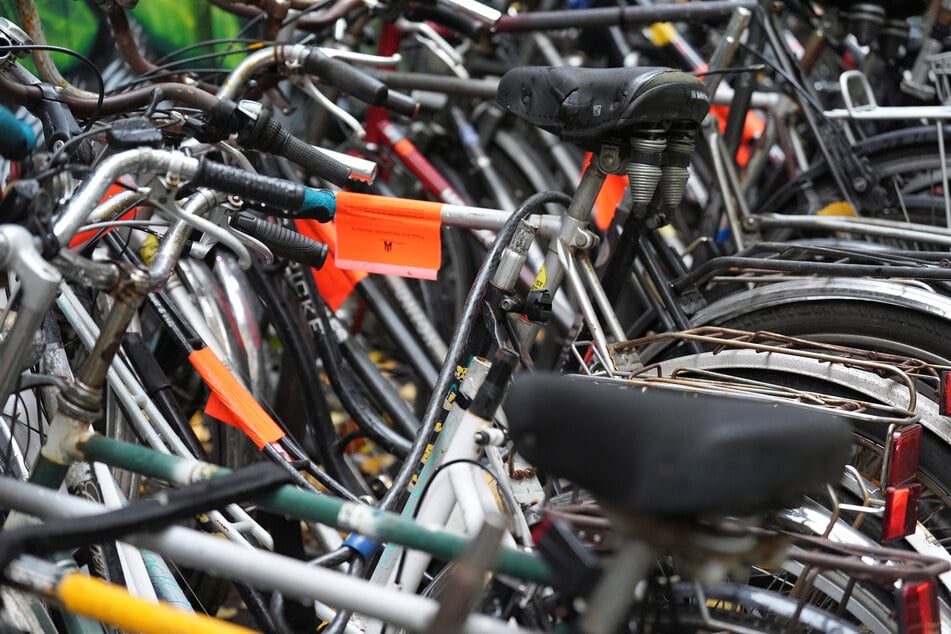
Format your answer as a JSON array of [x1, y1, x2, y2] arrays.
[[504, 374, 852, 517], [497, 66, 710, 147]]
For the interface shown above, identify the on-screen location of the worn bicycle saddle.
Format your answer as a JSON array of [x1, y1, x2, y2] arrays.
[[496, 66, 710, 148], [505, 374, 852, 517]]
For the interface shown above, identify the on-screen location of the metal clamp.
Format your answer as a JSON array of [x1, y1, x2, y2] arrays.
[[0, 17, 33, 64], [161, 151, 187, 190]]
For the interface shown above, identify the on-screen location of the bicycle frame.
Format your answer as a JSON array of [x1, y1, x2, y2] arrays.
[[3, 4, 951, 631], [0, 472, 537, 634]]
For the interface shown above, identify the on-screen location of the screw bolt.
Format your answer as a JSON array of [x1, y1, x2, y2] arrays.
[[499, 296, 519, 312]]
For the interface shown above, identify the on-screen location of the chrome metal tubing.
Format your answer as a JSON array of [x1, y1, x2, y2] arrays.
[[53, 149, 199, 245], [0, 225, 62, 409], [0, 477, 536, 634]]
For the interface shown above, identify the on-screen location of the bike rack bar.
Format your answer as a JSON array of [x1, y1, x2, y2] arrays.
[[74, 433, 553, 585], [494, 0, 756, 33], [0, 477, 536, 634]]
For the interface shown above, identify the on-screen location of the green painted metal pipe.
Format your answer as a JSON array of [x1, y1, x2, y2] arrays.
[[30, 455, 70, 489], [78, 434, 552, 584]]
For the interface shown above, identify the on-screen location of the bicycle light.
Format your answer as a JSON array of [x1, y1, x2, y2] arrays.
[[886, 424, 923, 488], [882, 483, 922, 542], [882, 423, 924, 542], [940, 371, 951, 416], [898, 578, 940, 634]]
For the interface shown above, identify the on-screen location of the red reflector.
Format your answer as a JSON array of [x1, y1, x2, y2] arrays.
[[530, 516, 553, 544], [941, 371, 951, 416], [882, 483, 922, 542], [887, 424, 923, 487], [899, 578, 940, 634]]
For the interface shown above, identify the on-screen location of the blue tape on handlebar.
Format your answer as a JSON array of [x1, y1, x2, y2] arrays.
[[0, 104, 36, 160], [343, 533, 380, 562], [301, 188, 336, 221]]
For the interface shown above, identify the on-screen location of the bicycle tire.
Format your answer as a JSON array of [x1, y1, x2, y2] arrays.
[[714, 297, 951, 364], [759, 125, 951, 226], [664, 581, 866, 633], [646, 348, 951, 631], [698, 296, 951, 535]]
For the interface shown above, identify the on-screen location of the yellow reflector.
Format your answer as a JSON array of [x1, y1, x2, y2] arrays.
[[816, 201, 856, 216]]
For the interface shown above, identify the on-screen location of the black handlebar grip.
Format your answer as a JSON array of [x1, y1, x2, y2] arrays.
[[384, 91, 421, 118], [405, 5, 485, 39], [191, 159, 306, 210], [238, 110, 351, 187], [302, 49, 389, 107], [190, 159, 337, 222], [231, 213, 329, 268], [280, 131, 351, 186]]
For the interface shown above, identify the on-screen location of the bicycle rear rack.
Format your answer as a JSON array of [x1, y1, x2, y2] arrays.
[[573, 326, 927, 429]]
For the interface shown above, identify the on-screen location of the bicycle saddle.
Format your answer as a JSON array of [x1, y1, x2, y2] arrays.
[[505, 374, 852, 517], [496, 66, 710, 147]]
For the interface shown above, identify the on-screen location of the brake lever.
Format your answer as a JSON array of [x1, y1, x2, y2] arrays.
[[395, 18, 469, 78]]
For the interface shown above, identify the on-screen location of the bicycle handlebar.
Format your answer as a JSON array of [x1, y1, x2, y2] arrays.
[[231, 213, 329, 269], [0, 76, 364, 185], [300, 50, 419, 117], [233, 104, 352, 186], [302, 48, 389, 107], [404, 5, 485, 40], [53, 149, 336, 246]]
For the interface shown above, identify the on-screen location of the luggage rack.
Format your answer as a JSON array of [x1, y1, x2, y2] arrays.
[[572, 326, 930, 429]]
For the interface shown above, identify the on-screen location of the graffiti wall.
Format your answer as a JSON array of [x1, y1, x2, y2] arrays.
[[0, 1, 243, 74]]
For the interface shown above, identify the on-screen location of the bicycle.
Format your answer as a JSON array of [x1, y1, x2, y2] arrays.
[[0, 2, 948, 628]]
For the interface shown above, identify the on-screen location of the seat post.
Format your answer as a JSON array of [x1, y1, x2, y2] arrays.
[[578, 538, 654, 634], [528, 154, 606, 295], [527, 120, 701, 337]]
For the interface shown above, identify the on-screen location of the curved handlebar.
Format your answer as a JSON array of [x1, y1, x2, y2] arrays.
[[53, 149, 336, 246]]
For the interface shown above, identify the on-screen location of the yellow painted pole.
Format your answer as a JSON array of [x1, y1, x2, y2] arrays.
[[57, 573, 259, 634]]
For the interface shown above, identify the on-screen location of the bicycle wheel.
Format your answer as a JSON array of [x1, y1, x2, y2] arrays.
[[643, 348, 951, 631], [659, 581, 870, 633], [652, 349, 950, 551], [690, 277, 951, 363], [759, 125, 951, 227], [692, 289, 951, 550]]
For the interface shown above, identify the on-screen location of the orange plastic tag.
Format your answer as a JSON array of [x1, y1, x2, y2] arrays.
[[334, 192, 442, 280], [583, 153, 628, 231], [709, 105, 766, 168], [594, 174, 629, 231], [296, 219, 367, 311], [189, 347, 285, 449]]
